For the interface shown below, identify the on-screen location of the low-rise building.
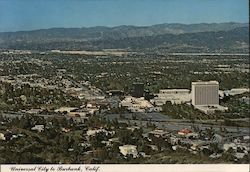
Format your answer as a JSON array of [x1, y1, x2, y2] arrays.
[[170, 136, 179, 145], [148, 144, 159, 151], [101, 141, 112, 147], [86, 128, 115, 137], [178, 128, 193, 136], [209, 153, 222, 159], [151, 89, 191, 106], [234, 152, 245, 159], [120, 96, 153, 113], [87, 129, 107, 136], [55, 107, 78, 113], [119, 145, 138, 158], [31, 125, 44, 132], [225, 88, 250, 96], [194, 105, 228, 115], [0, 133, 6, 141], [148, 129, 170, 138], [61, 128, 71, 133], [223, 143, 237, 151], [126, 126, 140, 132], [108, 137, 120, 143]]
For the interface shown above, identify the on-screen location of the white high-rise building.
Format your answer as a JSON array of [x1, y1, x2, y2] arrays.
[[191, 81, 219, 106]]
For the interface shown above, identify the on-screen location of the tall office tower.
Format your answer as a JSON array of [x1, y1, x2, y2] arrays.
[[132, 82, 144, 98], [191, 81, 219, 106]]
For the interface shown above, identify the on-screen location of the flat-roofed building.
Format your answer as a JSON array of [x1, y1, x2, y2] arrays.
[[159, 89, 190, 94], [120, 96, 154, 113], [194, 105, 228, 114], [0, 133, 6, 141], [191, 81, 219, 106], [148, 129, 170, 138], [151, 89, 191, 106], [119, 145, 138, 158]]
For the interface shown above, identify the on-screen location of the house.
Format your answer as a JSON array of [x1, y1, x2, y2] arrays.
[[234, 152, 245, 159], [31, 125, 44, 132], [11, 135, 18, 140], [119, 145, 138, 158], [54, 107, 78, 113], [148, 107, 162, 112], [170, 136, 179, 145], [87, 129, 107, 136], [179, 139, 207, 150], [108, 137, 120, 143], [178, 128, 193, 136], [139, 152, 151, 158], [148, 129, 170, 138], [0, 133, 6, 141], [172, 145, 178, 151], [79, 142, 91, 149], [61, 128, 71, 133], [243, 136, 250, 141], [209, 153, 222, 159], [223, 143, 237, 151], [148, 144, 159, 151], [126, 126, 140, 132], [86, 128, 115, 137], [186, 133, 199, 139], [101, 141, 111, 147]]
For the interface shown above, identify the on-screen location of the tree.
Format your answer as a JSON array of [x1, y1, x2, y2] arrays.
[[89, 132, 106, 149], [117, 129, 133, 144]]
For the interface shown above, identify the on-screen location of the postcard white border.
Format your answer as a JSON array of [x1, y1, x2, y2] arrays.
[[1, 164, 249, 172]]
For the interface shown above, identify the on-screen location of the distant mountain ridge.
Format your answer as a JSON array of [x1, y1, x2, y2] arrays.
[[0, 22, 248, 53]]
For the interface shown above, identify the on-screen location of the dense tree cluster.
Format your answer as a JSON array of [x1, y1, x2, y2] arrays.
[[0, 81, 81, 111]]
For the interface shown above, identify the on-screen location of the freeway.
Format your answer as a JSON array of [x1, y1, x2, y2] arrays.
[[118, 119, 249, 134], [169, 53, 249, 56], [2, 111, 249, 134]]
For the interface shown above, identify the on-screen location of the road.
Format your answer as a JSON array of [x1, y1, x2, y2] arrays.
[[2, 111, 249, 135], [118, 119, 249, 134]]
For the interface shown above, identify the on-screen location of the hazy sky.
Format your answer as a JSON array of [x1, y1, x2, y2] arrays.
[[0, 0, 248, 32]]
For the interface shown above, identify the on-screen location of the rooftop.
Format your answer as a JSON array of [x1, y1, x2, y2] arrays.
[[192, 81, 219, 85]]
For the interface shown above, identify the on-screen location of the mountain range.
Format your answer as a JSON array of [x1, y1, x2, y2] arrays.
[[0, 22, 248, 53]]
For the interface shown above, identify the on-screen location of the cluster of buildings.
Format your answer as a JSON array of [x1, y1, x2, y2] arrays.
[[146, 127, 249, 161], [119, 80, 237, 115], [1, 121, 249, 161], [54, 102, 100, 118], [0, 67, 106, 103], [1, 65, 248, 116], [119, 97, 158, 113]]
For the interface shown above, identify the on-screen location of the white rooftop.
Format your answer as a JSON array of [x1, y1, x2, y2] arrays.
[[192, 81, 219, 85]]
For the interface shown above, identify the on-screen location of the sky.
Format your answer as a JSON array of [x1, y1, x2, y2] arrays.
[[0, 0, 248, 32]]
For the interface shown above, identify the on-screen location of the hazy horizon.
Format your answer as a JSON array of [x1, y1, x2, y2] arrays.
[[0, 0, 248, 32], [0, 21, 248, 33]]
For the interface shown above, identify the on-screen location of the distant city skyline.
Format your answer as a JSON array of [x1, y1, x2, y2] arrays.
[[0, 0, 248, 32]]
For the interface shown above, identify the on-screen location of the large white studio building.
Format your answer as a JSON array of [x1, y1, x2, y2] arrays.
[[191, 81, 228, 114]]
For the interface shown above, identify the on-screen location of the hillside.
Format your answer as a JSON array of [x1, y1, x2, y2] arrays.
[[0, 22, 248, 53]]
